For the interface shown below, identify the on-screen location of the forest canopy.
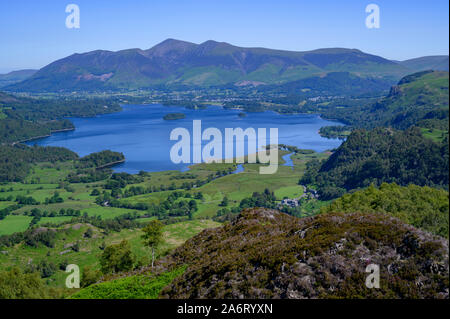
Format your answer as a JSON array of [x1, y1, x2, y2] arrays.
[[300, 127, 449, 199], [322, 183, 449, 238]]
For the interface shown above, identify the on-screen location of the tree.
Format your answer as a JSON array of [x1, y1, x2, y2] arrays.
[[84, 228, 93, 238], [59, 259, 68, 271], [0, 268, 49, 299], [141, 220, 164, 269], [72, 241, 80, 252], [81, 266, 101, 287], [219, 196, 229, 207], [25, 260, 57, 278], [194, 192, 204, 200], [188, 199, 198, 211], [99, 240, 135, 274]]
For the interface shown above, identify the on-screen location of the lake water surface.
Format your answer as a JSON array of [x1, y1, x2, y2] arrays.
[[27, 104, 343, 173]]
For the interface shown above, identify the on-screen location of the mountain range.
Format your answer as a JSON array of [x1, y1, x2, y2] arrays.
[[4, 39, 449, 92], [0, 69, 37, 88]]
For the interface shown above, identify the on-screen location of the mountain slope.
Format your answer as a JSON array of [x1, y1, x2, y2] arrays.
[[0, 69, 37, 88], [7, 39, 410, 92], [321, 70, 449, 130], [367, 70, 449, 130], [0, 90, 121, 144], [300, 127, 449, 199], [399, 55, 449, 72], [263, 71, 393, 97]]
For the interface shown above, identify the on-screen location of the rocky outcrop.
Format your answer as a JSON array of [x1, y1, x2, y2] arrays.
[[158, 208, 449, 299]]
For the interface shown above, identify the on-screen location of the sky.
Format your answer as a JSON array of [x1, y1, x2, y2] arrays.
[[0, 0, 448, 73]]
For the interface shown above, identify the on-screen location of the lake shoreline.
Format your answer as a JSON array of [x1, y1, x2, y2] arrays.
[[23, 103, 344, 174], [11, 127, 75, 146]]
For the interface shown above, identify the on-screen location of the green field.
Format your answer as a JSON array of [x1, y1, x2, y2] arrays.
[[0, 149, 328, 231], [274, 185, 305, 200], [37, 216, 75, 226], [421, 128, 448, 143], [104, 151, 327, 219], [0, 201, 15, 209], [0, 215, 33, 235]]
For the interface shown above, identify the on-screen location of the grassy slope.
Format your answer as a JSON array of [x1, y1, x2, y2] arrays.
[[0, 219, 220, 288], [383, 71, 449, 129], [70, 266, 187, 299], [396, 71, 448, 108]]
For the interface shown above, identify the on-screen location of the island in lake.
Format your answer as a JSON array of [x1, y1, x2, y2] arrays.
[[163, 113, 186, 120]]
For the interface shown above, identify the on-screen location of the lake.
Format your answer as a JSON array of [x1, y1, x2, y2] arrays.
[[27, 104, 343, 174]]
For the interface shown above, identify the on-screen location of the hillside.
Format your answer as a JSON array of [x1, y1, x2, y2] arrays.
[[319, 70, 449, 131], [0, 69, 37, 88], [398, 56, 449, 72], [154, 208, 448, 298], [69, 208, 449, 299], [262, 71, 392, 97], [0, 91, 121, 144], [6, 39, 410, 92], [375, 70, 449, 130], [300, 127, 449, 199]]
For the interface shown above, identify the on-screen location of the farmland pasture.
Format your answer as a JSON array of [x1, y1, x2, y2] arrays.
[[0, 215, 33, 235], [37, 216, 75, 225], [0, 201, 14, 209], [274, 185, 305, 200]]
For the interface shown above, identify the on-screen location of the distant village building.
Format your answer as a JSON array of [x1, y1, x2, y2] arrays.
[[280, 198, 299, 207], [278, 185, 319, 208]]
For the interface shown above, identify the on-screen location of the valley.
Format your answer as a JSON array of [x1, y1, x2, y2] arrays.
[[0, 144, 330, 295], [0, 38, 448, 300]]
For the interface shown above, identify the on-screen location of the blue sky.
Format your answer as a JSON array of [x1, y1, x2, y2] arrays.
[[0, 0, 448, 72]]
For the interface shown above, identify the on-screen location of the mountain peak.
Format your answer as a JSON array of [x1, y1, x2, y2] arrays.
[[145, 39, 197, 57], [149, 38, 195, 49], [306, 48, 363, 54], [197, 40, 236, 54], [199, 39, 228, 46]]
